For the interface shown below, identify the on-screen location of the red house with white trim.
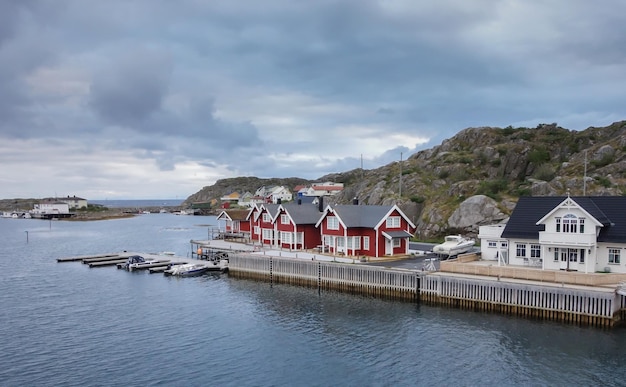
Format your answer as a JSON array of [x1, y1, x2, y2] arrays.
[[275, 202, 323, 250], [315, 204, 416, 257], [215, 209, 251, 238], [253, 203, 281, 246]]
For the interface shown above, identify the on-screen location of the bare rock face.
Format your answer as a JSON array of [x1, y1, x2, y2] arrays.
[[531, 180, 557, 196], [447, 195, 507, 232]]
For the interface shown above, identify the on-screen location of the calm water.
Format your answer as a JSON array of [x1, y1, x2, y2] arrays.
[[1, 214, 626, 387]]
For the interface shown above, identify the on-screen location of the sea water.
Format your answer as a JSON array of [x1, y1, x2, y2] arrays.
[[1, 214, 625, 387]]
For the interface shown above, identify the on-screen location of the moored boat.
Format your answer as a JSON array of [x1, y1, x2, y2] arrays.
[[432, 235, 475, 258], [121, 255, 158, 271]]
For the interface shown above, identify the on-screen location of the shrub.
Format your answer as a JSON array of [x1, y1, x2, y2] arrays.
[[532, 163, 556, 181], [476, 179, 508, 200], [596, 176, 612, 188], [591, 153, 615, 168], [410, 196, 425, 204], [528, 147, 551, 164]]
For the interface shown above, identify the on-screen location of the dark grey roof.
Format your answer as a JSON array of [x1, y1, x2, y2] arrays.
[[502, 196, 626, 243], [332, 205, 393, 228], [281, 203, 323, 224], [383, 230, 413, 239], [295, 196, 316, 204]]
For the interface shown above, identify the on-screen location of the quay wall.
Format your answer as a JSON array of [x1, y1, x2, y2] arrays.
[[228, 254, 626, 327]]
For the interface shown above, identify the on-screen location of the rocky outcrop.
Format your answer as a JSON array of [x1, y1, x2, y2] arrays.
[[447, 195, 508, 234]]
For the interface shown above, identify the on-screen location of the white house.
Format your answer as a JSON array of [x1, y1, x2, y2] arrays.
[[301, 182, 344, 197], [268, 186, 292, 204], [32, 201, 70, 214], [60, 195, 88, 209], [479, 196, 626, 274]]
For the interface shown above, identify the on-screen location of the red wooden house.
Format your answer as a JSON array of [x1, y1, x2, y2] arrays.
[[315, 204, 416, 257], [215, 209, 251, 238], [254, 203, 281, 246], [275, 202, 323, 250]]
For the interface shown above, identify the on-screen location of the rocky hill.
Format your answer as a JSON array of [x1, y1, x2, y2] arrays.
[[183, 121, 626, 239]]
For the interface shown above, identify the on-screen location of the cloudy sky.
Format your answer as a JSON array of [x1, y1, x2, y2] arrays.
[[2, 1, 626, 199]]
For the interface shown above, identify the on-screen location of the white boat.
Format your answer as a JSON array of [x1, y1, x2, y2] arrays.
[[164, 259, 228, 277], [432, 235, 475, 258], [121, 255, 159, 271]]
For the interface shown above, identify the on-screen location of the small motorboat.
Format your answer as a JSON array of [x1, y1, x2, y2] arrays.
[[121, 255, 159, 271], [432, 235, 475, 258], [164, 259, 228, 277], [164, 263, 209, 277]]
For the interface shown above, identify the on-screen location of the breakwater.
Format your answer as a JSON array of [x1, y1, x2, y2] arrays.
[[228, 254, 625, 328]]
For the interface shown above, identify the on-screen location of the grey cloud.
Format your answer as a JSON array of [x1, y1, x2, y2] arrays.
[[89, 49, 172, 126]]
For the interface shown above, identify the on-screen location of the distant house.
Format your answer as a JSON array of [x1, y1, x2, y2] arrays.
[[478, 195, 626, 274], [302, 182, 344, 197], [268, 186, 292, 204], [216, 209, 251, 238], [293, 185, 308, 197], [237, 192, 254, 207], [220, 192, 240, 203], [60, 195, 87, 209], [315, 203, 416, 257], [32, 200, 70, 215], [274, 202, 323, 250]]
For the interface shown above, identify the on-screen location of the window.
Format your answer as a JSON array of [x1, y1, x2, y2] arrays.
[[580, 249, 585, 263], [254, 226, 260, 235], [354, 237, 361, 249], [296, 232, 303, 244], [553, 247, 559, 262], [555, 217, 561, 232], [386, 216, 401, 228], [516, 244, 526, 258], [530, 244, 541, 258], [393, 238, 401, 247], [281, 232, 291, 243], [327, 216, 339, 230], [337, 238, 345, 247], [609, 248, 621, 264], [562, 214, 578, 233], [262, 213, 270, 223], [501, 241, 508, 249], [363, 236, 370, 250], [579, 218, 585, 233], [281, 214, 289, 224], [488, 241, 497, 248], [262, 229, 273, 240], [569, 249, 578, 263]]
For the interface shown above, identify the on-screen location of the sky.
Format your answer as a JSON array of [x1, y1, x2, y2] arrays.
[[2, 0, 626, 200]]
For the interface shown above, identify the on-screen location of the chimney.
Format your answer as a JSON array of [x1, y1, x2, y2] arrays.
[[297, 198, 302, 205], [318, 196, 324, 212], [352, 197, 359, 205]]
